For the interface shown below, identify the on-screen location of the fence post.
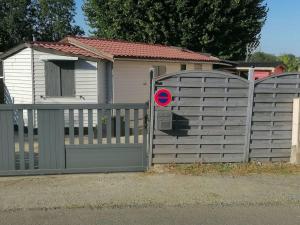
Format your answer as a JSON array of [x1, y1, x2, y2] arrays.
[[148, 68, 155, 168], [291, 98, 300, 164], [243, 68, 255, 162]]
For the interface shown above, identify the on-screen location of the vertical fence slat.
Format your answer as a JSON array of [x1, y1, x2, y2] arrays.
[[69, 109, 74, 144], [143, 106, 147, 167], [88, 109, 93, 144], [97, 109, 103, 144], [0, 112, 4, 170], [134, 109, 138, 144], [79, 109, 84, 144], [116, 109, 121, 143], [18, 109, 25, 170], [0, 110, 15, 170], [57, 110, 65, 169], [49, 111, 54, 168], [125, 109, 130, 143], [107, 109, 112, 144], [28, 109, 34, 169], [37, 110, 44, 169]]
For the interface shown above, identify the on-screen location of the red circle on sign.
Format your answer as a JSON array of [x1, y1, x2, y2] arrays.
[[154, 88, 172, 107]]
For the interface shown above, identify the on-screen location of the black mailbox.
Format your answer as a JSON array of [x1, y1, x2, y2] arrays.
[[156, 110, 173, 130]]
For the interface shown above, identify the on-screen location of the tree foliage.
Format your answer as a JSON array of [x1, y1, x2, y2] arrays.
[[0, 1, 34, 52], [278, 54, 299, 72], [83, 0, 268, 60], [249, 51, 278, 62], [249, 52, 300, 72], [0, 0, 83, 52], [33, 0, 84, 41]]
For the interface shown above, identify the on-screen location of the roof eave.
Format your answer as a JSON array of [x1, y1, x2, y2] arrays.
[[114, 56, 229, 64], [31, 45, 103, 62], [0, 43, 31, 60], [0, 42, 104, 62]]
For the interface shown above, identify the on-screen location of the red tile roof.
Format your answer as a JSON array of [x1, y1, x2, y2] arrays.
[[30, 41, 103, 59], [65, 36, 220, 62]]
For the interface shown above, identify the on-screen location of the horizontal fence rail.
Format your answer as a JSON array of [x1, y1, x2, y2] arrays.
[[0, 103, 147, 110]]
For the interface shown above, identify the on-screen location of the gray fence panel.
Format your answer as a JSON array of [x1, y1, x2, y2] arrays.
[[250, 73, 300, 162], [38, 109, 65, 169], [0, 110, 15, 170], [152, 71, 249, 163], [152, 71, 300, 163], [65, 144, 145, 169]]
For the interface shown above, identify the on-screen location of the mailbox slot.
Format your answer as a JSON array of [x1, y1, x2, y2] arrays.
[[156, 110, 173, 130]]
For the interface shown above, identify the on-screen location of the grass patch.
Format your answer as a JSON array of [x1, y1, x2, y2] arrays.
[[153, 162, 300, 176]]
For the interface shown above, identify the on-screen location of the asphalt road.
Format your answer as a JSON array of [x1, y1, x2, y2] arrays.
[[0, 173, 299, 224], [1, 205, 299, 225], [1, 173, 300, 211]]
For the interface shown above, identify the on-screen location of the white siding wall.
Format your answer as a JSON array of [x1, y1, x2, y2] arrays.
[[33, 50, 98, 104], [3, 48, 33, 104], [112, 60, 213, 103]]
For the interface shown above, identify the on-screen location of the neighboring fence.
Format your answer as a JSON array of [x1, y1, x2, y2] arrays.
[[0, 104, 148, 175], [151, 71, 300, 163], [250, 73, 300, 162]]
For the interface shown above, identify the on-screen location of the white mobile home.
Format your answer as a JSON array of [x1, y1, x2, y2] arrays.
[[0, 36, 229, 105]]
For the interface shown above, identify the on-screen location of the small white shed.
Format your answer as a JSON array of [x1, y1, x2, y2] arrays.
[[1, 43, 111, 105]]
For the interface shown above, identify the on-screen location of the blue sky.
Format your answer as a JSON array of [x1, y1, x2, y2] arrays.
[[75, 0, 300, 56]]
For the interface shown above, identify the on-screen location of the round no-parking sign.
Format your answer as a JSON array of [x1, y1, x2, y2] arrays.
[[154, 88, 172, 107]]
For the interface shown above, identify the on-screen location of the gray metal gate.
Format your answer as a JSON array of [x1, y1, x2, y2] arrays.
[[0, 104, 148, 176]]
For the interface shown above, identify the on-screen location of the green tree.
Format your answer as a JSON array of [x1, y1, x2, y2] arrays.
[[249, 51, 278, 62], [278, 54, 299, 72], [0, 0, 83, 52], [0, 1, 34, 52], [33, 0, 84, 41], [83, 0, 268, 60]]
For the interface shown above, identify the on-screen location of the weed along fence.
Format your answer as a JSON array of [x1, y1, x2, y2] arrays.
[[0, 104, 148, 175], [151, 71, 300, 164]]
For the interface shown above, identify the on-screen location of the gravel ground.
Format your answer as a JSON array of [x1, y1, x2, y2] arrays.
[[0, 173, 299, 211]]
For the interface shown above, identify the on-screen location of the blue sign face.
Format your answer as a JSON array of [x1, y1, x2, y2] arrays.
[[158, 92, 169, 103]]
